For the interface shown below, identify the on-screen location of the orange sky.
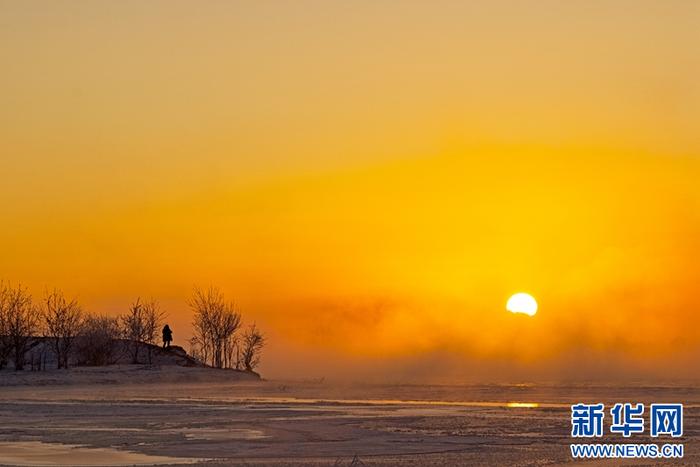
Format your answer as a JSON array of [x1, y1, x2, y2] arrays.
[[1, 1, 699, 381]]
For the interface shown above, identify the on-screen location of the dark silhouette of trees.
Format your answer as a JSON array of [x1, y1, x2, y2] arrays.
[[0, 282, 40, 370], [240, 324, 265, 372], [190, 286, 241, 369], [0, 280, 266, 374], [142, 299, 165, 364], [0, 285, 12, 369], [120, 298, 147, 364], [76, 315, 120, 366], [41, 288, 84, 369], [119, 298, 166, 364], [188, 336, 201, 363]]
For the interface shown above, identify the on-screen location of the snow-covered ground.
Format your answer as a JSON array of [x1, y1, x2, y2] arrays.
[[0, 364, 258, 388], [7, 339, 205, 372], [0, 370, 698, 466]]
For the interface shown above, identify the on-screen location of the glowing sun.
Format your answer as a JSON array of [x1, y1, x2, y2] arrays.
[[506, 293, 538, 317]]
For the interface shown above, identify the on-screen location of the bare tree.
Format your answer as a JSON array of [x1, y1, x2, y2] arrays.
[[223, 335, 238, 370], [120, 298, 148, 364], [0, 284, 12, 369], [190, 286, 241, 368], [0, 282, 40, 371], [76, 315, 120, 366], [189, 332, 210, 366], [240, 324, 265, 372], [42, 288, 84, 369], [188, 336, 201, 362], [142, 299, 165, 364]]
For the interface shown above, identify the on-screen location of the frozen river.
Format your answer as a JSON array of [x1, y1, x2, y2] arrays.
[[0, 367, 697, 466]]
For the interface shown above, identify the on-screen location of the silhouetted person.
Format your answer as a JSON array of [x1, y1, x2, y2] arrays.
[[162, 324, 173, 349]]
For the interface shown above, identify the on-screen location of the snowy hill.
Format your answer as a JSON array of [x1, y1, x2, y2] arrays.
[[10, 338, 203, 370], [0, 338, 261, 387]]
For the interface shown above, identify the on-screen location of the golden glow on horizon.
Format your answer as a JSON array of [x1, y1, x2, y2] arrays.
[[506, 293, 538, 317]]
